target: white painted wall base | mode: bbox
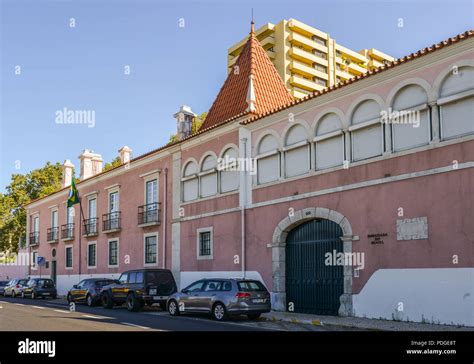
[353,268,474,327]
[180,271,264,290]
[30,273,121,296]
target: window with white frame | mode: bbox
[108,239,119,267]
[87,242,96,268]
[144,234,158,265]
[200,155,218,198]
[314,113,344,170]
[439,66,474,139]
[219,147,240,193]
[197,228,213,260]
[32,251,38,269]
[256,134,280,184]
[284,124,310,177]
[65,246,73,269]
[350,99,383,161]
[182,161,199,202]
[391,85,430,151]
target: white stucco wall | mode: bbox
[353,268,474,326]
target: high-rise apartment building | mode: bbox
[227,18,395,98]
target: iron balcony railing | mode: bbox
[47,227,59,242]
[138,202,161,225]
[61,223,74,240]
[29,232,39,246]
[83,218,98,236]
[102,212,121,232]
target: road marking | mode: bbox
[0,306,2,309]
[120,322,151,330]
[53,309,71,314]
[13,303,24,306]
[82,314,105,319]
[32,306,45,310]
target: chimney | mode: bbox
[118,146,132,164]
[173,105,196,140]
[62,160,74,188]
[78,149,103,180]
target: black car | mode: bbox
[22,278,57,299]
[0,281,9,295]
[100,269,177,312]
[67,278,116,307]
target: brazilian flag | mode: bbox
[67,179,80,207]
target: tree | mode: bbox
[103,156,122,172]
[0,162,63,252]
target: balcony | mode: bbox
[290,75,326,92]
[29,232,39,246]
[289,47,328,67]
[103,212,121,233]
[289,32,328,54]
[47,227,59,243]
[138,203,161,227]
[61,223,74,241]
[83,218,98,237]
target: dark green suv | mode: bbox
[100,269,177,312]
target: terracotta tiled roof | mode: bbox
[241,29,474,126]
[201,22,294,130]
[26,29,473,207]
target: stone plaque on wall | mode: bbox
[396,217,428,241]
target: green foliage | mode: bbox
[0,162,63,252]
[103,156,122,172]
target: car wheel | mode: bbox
[12,291,16,298]
[126,293,141,312]
[168,300,179,316]
[67,294,73,303]
[31,291,36,300]
[247,313,261,320]
[21,291,25,298]
[212,303,227,321]
[101,292,114,309]
[86,294,94,307]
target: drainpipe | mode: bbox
[241,137,247,279]
[163,168,168,269]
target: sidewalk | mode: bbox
[261,311,473,331]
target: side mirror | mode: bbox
[181,289,188,294]
[73,285,78,289]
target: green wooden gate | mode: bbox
[285,218,344,315]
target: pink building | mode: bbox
[25,26,474,326]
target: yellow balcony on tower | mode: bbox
[290,75,319,92]
[336,44,367,64]
[368,58,384,69]
[289,32,328,54]
[287,18,328,40]
[289,47,328,67]
[290,60,329,80]
[367,48,394,62]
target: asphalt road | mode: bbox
[0,296,267,331]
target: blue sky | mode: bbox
[1,0,473,192]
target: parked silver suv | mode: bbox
[167,278,271,321]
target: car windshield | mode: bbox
[37,279,54,288]
[0,281,8,286]
[237,281,267,292]
[18,280,28,285]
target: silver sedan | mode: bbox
[167,278,271,321]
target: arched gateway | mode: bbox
[271,207,354,316]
